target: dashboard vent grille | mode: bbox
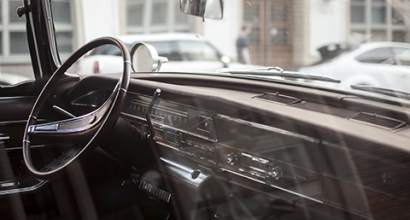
[349,112,406,130]
[253,92,300,105]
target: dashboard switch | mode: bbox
[227,153,238,165]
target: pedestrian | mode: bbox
[236,25,252,64]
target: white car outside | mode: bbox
[78,33,249,75]
[299,42,410,92]
[0,72,33,86]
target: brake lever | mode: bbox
[145,88,161,141]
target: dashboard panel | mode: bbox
[66,75,410,219]
[119,91,323,202]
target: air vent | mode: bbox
[349,112,406,130]
[253,92,301,105]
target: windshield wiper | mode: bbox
[218,66,341,83]
[351,85,410,100]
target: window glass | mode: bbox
[97,45,123,56]
[350,0,408,43]
[371,0,386,24]
[9,32,28,54]
[355,47,395,64]
[126,0,193,34]
[351,0,365,24]
[52,1,71,23]
[9,0,25,23]
[149,41,181,61]
[0,0,33,87]
[151,1,167,25]
[55,32,73,53]
[127,1,144,26]
[177,41,220,61]
[394,47,410,66]
[175,1,190,25]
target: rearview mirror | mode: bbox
[130,43,168,72]
[180,0,223,20]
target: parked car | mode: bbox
[0,72,32,86]
[299,42,410,91]
[77,33,236,74]
[2,1,410,220]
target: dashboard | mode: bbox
[120,91,323,201]
[68,74,410,219]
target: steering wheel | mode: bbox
[23,37,131,179]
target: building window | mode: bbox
[52,0,76,56]
[126,0,193,34]
[350,0,409,43]
[0,0,75,64]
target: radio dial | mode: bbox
[227,153,238,165]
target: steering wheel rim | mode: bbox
[23,37,131,179]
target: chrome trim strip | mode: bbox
[0,136,10,141]
[160,157,209,186]
[0,180,48,196]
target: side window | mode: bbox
[0,0,33,87]
[355,47,395,64]
[100,45,122,56]
[0,0,75,87]
[148,42,181,61]
[393,47,410,66]
[176,41,220,61]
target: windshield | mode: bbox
[1,0,410,93]
[75,0,409,96]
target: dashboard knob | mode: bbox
[226,153,238,165]
[270,166,282,180]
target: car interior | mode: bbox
[1,1,410,220]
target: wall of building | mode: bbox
[81,0,120,43]
[309,0,348,58]
[202,1,240,60]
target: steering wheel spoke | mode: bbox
[28,85,118,136]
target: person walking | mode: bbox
[236,25,252,64]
